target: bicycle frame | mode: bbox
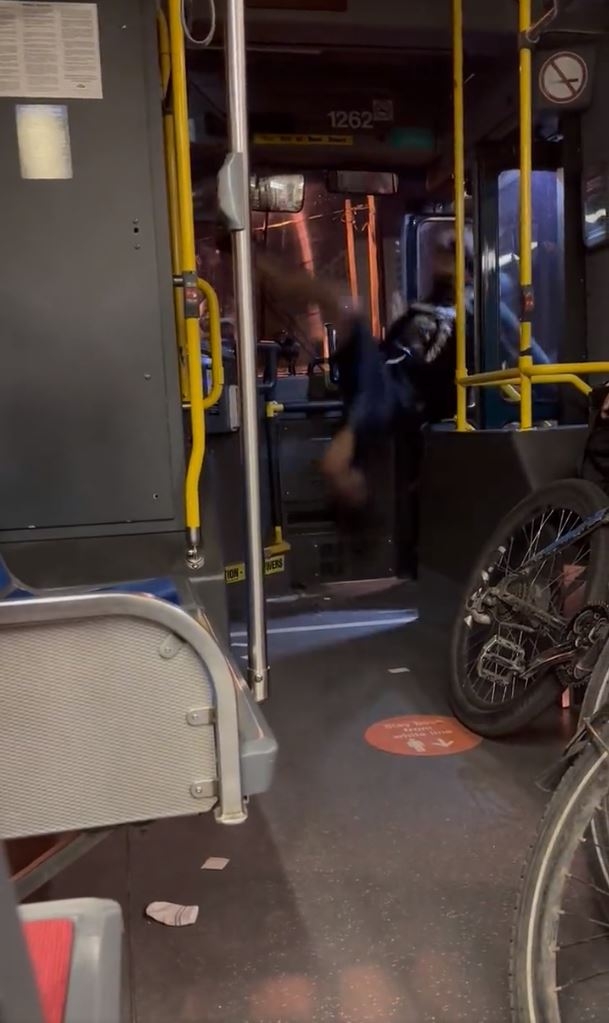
[510,505,609,576]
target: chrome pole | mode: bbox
[222,0,269,701]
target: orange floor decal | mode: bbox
[364,714,482,757]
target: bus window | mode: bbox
[497,169,565,368]
[255,175,350,362]
[416,217,473,302]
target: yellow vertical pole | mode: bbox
[164,114,190,402]
[167,0,205,557]
[344,198,359,301]
[366,195,381,337]
[518,0,534,429]
[452,0,467,431]
[157,10,189,400]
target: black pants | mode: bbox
[333,317,421,465]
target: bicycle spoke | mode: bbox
[567,872,609,901]
[557,932,609,950]
[556,969,609,993]
[561,910,609,931]
[461,502,595,710]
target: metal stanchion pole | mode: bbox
[221,0,269,700]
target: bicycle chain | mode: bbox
[558,603,609,688]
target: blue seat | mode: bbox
[0,562,180,606]
[107,578,180,605]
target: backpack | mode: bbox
[581,382,609,495]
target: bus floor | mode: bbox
[44,579,570,1023]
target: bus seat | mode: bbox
[0,591,277,840]
[20,899,122,1023]
[0,569,181,606]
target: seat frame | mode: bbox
[0,590,248,826]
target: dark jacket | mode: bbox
[334,289,473,456]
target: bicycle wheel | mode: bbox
[578,642,609,897]
[511,723,609,1022]
[450,479,609,738]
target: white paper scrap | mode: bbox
[201,857,229,871]
[145,901,199,927]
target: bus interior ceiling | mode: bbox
[4,0,609,1020]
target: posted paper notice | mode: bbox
[0,2,102,99]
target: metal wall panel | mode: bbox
[0,0,185,538]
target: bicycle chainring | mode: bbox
[559,604,609,688]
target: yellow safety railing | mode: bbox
[517,0,534,428]
[452,0,609,430]
[197,277,224,410]
[452,0,468,433]
[158,3,224,556]
[158,11,189,401]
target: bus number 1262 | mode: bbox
[328,110,373,129]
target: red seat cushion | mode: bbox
[23,919,73,1023]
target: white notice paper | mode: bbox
[16,104,73,178]
[0,1,102,99]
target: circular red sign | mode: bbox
[364,714,482,757]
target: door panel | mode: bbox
[477,144,565,427]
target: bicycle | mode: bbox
[511,693,609,1021]
[450,478,609,737]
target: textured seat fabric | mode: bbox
[23,918,73,1023]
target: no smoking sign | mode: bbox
[537,50,592,109]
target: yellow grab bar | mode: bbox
[158,10,189,401]
[518,0,534,429]
[197,277,224,410]
[157,9,171,99]
[163,113,190,403]
[525,362,609,378]
[167,0,205,553]
[500,383,521,402]
[457,368,521,386]
[452,0,468,433]
[534,373,591,396]
[456,367,593,399]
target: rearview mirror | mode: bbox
[327,170,398,195]
[250,174,305,213]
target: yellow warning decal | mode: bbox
[253,133,354,147]
[225,554,286,584]
[224,563,246,585]
[264,554,285,577]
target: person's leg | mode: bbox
[322,424,367,507]
[322,318,394,507]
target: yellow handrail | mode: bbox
[457,367,521,386]
[167,0,205,552]
[162,110,190,402]
[197,277,225,409]
[457,366,597,398]
[452,0,468,432]
[157,8,171,98]
[534,373,591,396]
[526,362,609,378]
[518,0,534,429]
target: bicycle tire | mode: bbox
[450,479,609,738]
[577,640,609,897]
[579,635,609,726]
[510,724,609,1022]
